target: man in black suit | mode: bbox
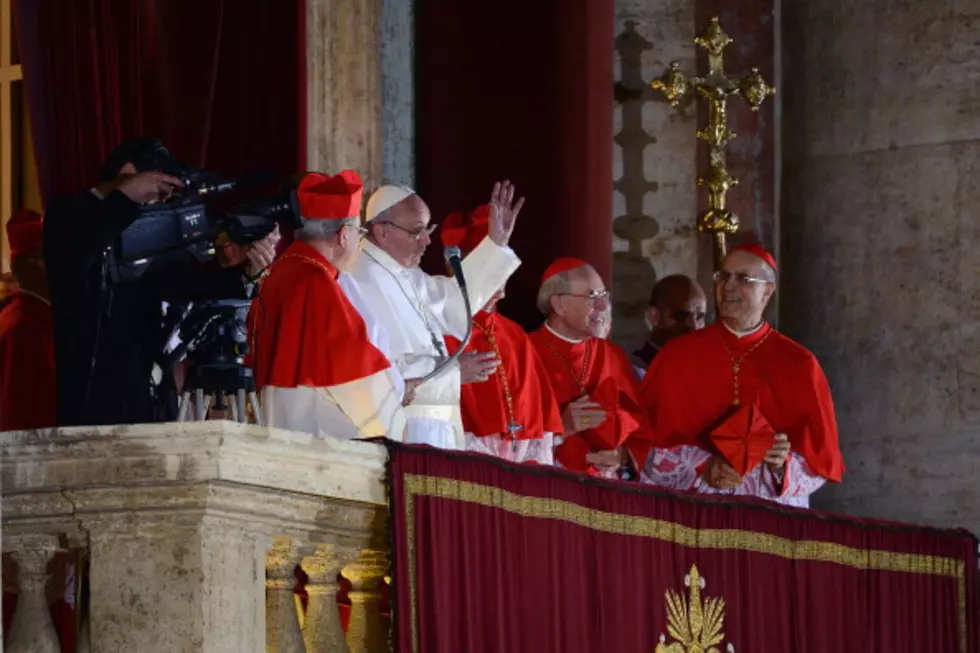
[43,139,279,427]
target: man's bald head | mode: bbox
[646,274,706,346]
[714,248,777,330]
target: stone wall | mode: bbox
[381,0,415,187]
[612,0,698,349]
[781,1,980,532]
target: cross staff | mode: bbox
[651,16,775,270]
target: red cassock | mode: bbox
[0,293,56,431]
[445,311,563,441]
[639,322,844,483]
[528,327,653,474]
[247,241,391,390]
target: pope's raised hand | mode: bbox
[488,180,525,248]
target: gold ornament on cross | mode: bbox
[650,16,775,270]
[654,565,735,653]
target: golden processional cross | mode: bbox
[651,16,775,270]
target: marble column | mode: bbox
[781,2,980,530]
[5,534,61,653]
[343,549,389,653]
[306,0,382,192]
[265,538,305,653]
[301,545,357,653]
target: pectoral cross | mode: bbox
[651,16,775,270]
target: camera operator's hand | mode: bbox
[116,172,184,204]
[244,226,281,279]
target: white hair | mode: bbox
[294,217,357,242]
[536,270,574,315]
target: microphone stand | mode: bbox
[419,255,473,384]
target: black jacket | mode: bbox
[44,190,248,427]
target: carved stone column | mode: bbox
[343,549,389,653]
[85,510,267,653]
[301,544,357,653]
[5,534,61,653]
[306,0,382,192]
[266,538,305,653]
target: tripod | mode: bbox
[177,362,263,425]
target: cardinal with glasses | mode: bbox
[348,181,525,449]
[638,244,844,507]
[247,170,407,440]
[528,258,654,478]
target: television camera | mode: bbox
[122,170,302,423]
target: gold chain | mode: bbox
[723,329,772,405]
[543,336,593,399]
[474,319,522,440]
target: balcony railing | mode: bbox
[1,421,390,653]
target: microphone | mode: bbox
[419,246,474,384]
[444,246,466,291]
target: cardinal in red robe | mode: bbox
[639,244,843,507]
[247,170,406,440]
[441,205,563,464]
[0,209,55,432]
[0,209,76,651]
[529,258,653,478]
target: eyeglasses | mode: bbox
[349,224,368,237]
[375,221,438,241]
[712,270,773,286]
[557,289,611,305]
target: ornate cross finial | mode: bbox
[654,564,735,653]
[650,16,775,270]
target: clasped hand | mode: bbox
[460,352,500,384]
[702,433,791,490]
[562,396,606,434]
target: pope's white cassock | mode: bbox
[348,186,520,449]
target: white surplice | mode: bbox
[348,237,520,449]
[259,272,407,441]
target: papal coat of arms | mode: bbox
[655,565,735,653]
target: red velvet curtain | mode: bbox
[415,1,614,331]
[14,0,303,204]
[389,443,980,653]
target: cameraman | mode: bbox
[43,139,279,427]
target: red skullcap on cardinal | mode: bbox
[441,204,490,255]
[540,257,589,285]
[729,243,777,273]
[6,209,43,260]
[296,170,364,221]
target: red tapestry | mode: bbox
[387,443,979,653]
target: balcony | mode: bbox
[3,421,976,652]
[1,421,390,653]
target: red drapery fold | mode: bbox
[388,443,979,653]
[13,0,304,205]
[414,1,614,331]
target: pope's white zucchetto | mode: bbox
[365,185,417,222]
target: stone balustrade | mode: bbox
[0,421,390,653]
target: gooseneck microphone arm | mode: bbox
[419,246,473,384]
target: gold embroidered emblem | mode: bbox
[655,565,735,653]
